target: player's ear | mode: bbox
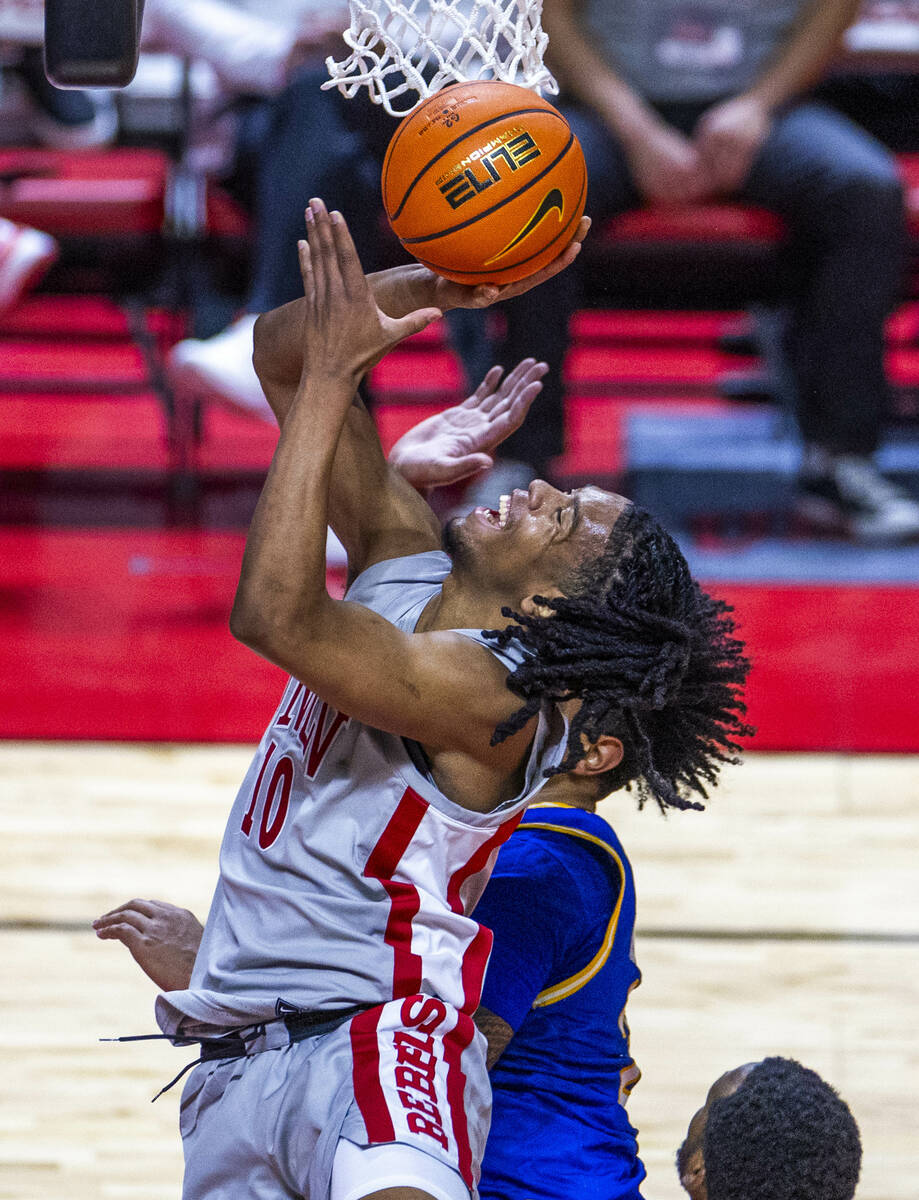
[519,587,564,619]
[570,733,624,777]
[679,1147,707,1200]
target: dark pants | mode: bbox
[245,65,398,314]
[499,97,906,460]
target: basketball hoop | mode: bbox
[322,0,557,117]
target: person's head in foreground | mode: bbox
[676,1056,862,1200]
[447,485,753,813]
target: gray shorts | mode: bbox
[179,996,491,1200]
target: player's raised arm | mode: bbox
[249,219,588,574]
[230,200,532,777]
[254,298,444,574]
[252,213,591,422]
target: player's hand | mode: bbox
[389,358,547,488]
[297,198,442,386]
[93,899,204,992]
[432,215,593,311]
[693,94,772,193]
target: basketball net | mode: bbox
[322,0,558,117]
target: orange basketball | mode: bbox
[381,80,587,286]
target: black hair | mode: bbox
[484,504,753,813]
[703,1056,862,1200]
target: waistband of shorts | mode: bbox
[197,1003,370,1062]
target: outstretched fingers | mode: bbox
[93,899,156,926]
[95,922,145,948]
[462,365,505,409]
[490,359,548,417]
[503,378,543,429]
[297,236,314,307]
[491,216,592,302]
[305,198,338,312]
[328,206,372,300]
[463,359,539,413]
[498,357,546,397]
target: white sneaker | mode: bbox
[0,219,58,315]
[797,450,919,544]
[168,314,276,422]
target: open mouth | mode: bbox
[479,494,512,529]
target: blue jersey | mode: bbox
[474,803,644,1200]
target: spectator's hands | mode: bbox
[93,899,204,992]
[693,95,772,193]
[298,198,441,385]
[389,358,548,488]
[622,121,713,204]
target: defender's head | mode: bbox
[676,1057,862,1200]
[451,483,752,813]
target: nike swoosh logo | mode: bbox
[484,188,565,266]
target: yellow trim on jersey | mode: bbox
[526,801,583,810]
[517,820,626,1008]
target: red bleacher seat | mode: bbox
[0,148,248,238]
[607,204,784,244]
[592,155,919,250]
[1,147,916,268]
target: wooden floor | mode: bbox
[1,744,916,1199]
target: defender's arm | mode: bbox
[93,900,203,993]
[474,1005,515,1069]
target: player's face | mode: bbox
[443,481,630,597]
[676,1063,759,1200]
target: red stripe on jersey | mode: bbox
[442,1011,477,1189]
[458,923,493,1015]
[380,880,423,997]
[446,811,523,1012]
[445,811,523,914]
[364,788,429,999]
[350,1005,396,1143]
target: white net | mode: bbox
[322,0,557,117]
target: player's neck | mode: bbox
[535,774,599,812]
[416,573,511,633]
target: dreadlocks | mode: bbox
[484,504,753,813]
[703,1057,862,1200]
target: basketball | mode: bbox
[381,80,587,286]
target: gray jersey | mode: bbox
[581,0,807,104]
[157,551,568,1037]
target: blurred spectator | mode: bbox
[154,0,543,487]
[138,0,374,423]
[818,1,919,152]
[487,0,919,543]
[0,216,57,316]
[1,31,117,147]
[0,11,110,309]
[10,45,118,146]
[141,0,347,101]
[167,64,395,424]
